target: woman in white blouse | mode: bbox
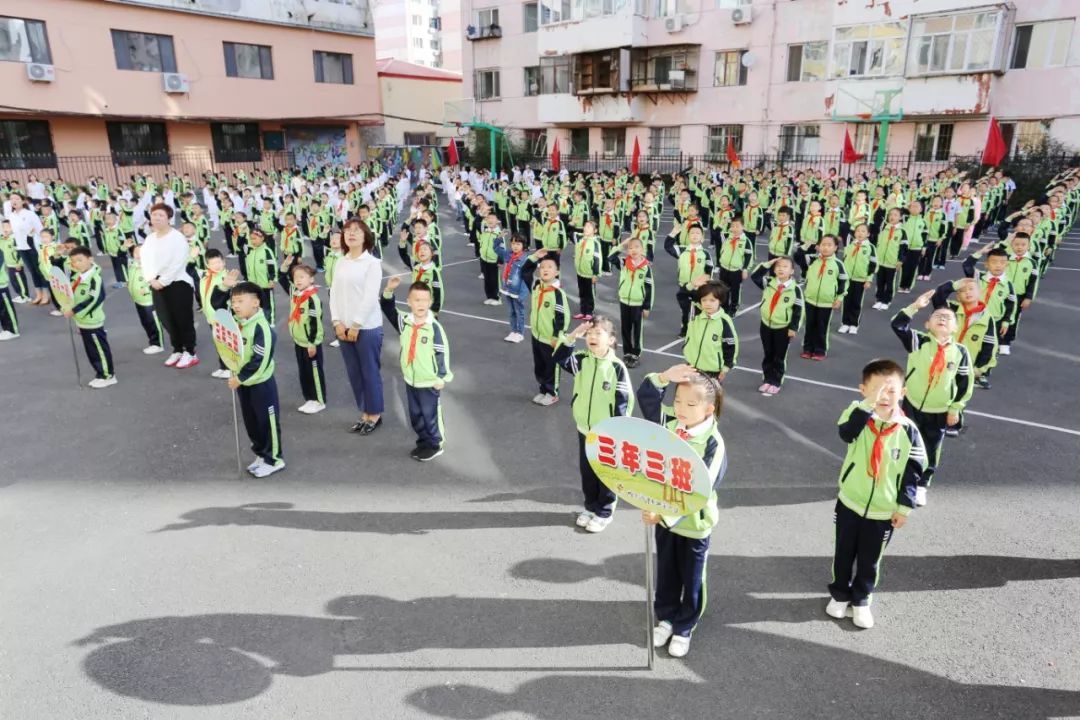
[141,203,199,368]
[330,218,385,435]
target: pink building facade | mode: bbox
[459,0,1080,163]
[374,0,463,72]
[1,0,381,179]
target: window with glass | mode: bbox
[523,66,541,96]
[111,30,177,72]
[524,2,539,32]
[830,23,904,78]
[412,14,423,25]
[475,69,501,100]
[1011,20,1074,69]
[477,7,500,27]
[413,37,424,48]
[313,51,353,84]
[649,127,681,157]
[713,50,747,87]
[106,121,169,165]
[631,46,699,89]
[540,55,571,94]
[0,120,54,169]
[523,128,547,155]
[706,125,742,156]
[540,0,629,25]
[852,123,878,155]
[0,16,51,64]
[602,128,626,156]
[211,123,261,162]
[999,120,1051,156]
[779,124,820,157]
[908,10,1005,75]
[786,42,827,81]
[223,42,273,80]
[404,132,437,145]
[914,123,954,161]
[571,127,590,155]
[575,51,617,93]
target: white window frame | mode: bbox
[713,50,747,87]
[476,7,500,27]
[475,68,501,101]
[907,9,1008,76]
[1010,19,1075,70]
[1000,119,1052,157]
[780,124,820,157]
[649,126,681,157]
[914,122,954,161]
[706,125,742,156]
[787,41,827,82]
[601,128,626,157]
[852,123,878,156]
[830,22,905,79]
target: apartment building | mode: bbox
[374,0,463,72]
[459,0,1080,162]
[0,0,379,175]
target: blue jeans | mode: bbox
[507,294,526,334]
[339,327,384,414]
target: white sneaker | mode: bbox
[848,326,858,335]
[247,457,264,473]
[915,487,928,506]
[503,332,517,342]
[998,345,1011,356]
[510,333,524,343]
[88,377,118,389]
[652,621,674,648]
[852,605,874,629]
[298,400,326,414]
[11,296,28,304]
[0,330,17,341]
[211,368,231,379]
[330,339,340,347]
[584,514,612,533]
[531,393,546,404]
[838,325,849,334]
[164,352,183,367]
[251,459,286,478]
[176,352,200,369]
[478,272,484,279]
[537,393,560,407]
[50,309,63,317]
[667,634,691,658]
[142,344,164,355]
[575,511,594,528]
[825,598,850,619]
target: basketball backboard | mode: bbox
[831,83,903,122]
[443,98,476,127]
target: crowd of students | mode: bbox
[1,159,1073,654]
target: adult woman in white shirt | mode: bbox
[330,218,385,435]
[4,193,48,305]
[141,203,199,368]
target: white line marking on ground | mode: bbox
[653,338,684,353]
[736,301,762,317]
[387,257,478,278]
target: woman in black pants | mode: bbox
[140,203,199,369]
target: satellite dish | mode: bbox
[741,52,756,68]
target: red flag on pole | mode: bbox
[725,137,741,168]
[982,117,1007,167]
[842,128,865,164]
[630,136,641,175]
[447,138,459,166]
[551,137,561,172]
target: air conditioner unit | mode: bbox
[162,72,189,94]
[731,6,753,24]
[664,14,683,32]
[26,63,55,83]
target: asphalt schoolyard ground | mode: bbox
[2,195,1079,719]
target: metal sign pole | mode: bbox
[231,388,243,478]
[645,523,656,670]
[67,321,83,387]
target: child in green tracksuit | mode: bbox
[826,359,925,629]
[289,264,326,415]
[873,208,907,309]
[931,278,996,434]
[65,247,116,388]
[127,246,163,354]
[379,276,453,461]
[750,256,803,395]
[0,221,28,304]
[609,235,654,367]
[528,252,571,405]
[839,223,876,335]
[244,229,277,321]
[227,282,285,478]
[716,218,755,315]
[572,220,602,319]
[638,364,727,658]
[554,316,634,533]
[201,249,235,379]
[101,212,127,288]
[898,200,927,293]
[665,225,714,338]
[682,280,737,380]
[0,246,18,340]
[891,290,972,505]
[800,235,848,360]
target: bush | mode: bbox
[465,129,529,173]
[955,138,1080,210]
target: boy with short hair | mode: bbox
[65,247,117,388]
[826,358,925,629]
[716,218,755,315]
[800,234,848,360]
[839,223,876,335]
[227,281,285,478]
[572,221,602,320]
[932,278,996,433]
[380,276,454,461]
[961,246,1016,384]
[665,224,713,338]
[528,252,571,404]
[289,264,327,415]
[998,232,1039,356]
[244,229,277,321]
[201,249,235,379]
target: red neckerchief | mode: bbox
[958,302,987,342]
[866,418,901,483]
[688,247,698,276]
[624,255,648,283]
[676,428,690,440]
[502,251,523,283]
[817,257,828,278]
[577,236,594,261]
[289,286,318,324]
[535,283,556,313]
[203,268,219,296]
[406,318,426,365]
[983,276,1000,305]
[605,214,612,227]
[72,274,83,292]
[927,340,949,389]
[767,280,788,320]
[414,264,431,284]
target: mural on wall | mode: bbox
[368,146,444,171]
[286,127,348,169]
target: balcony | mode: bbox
[538,93,643,124]
[466,23,502,41]
[574,49,630,95]
[538,0,646,55]
[629,45,700,93]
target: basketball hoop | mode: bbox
[456,124,470,138]
[857,113,872,121]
